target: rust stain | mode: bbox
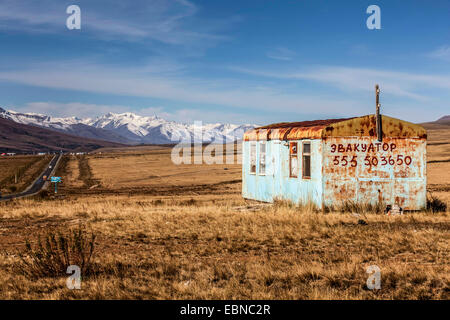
[256,128,271,141]
[269,128,292,140]
[322,136,426,210]
[244,114,426,141]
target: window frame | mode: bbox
[289,141,298,178]
[259,142,266,176]
[249,142,257,175]
[302,141,311,179]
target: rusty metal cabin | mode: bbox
[242,114,427,210]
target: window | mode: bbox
[289,142,298,178]
[302,142,311,179]
[250,142,256,174]
[259,142,266,175]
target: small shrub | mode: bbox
[17,226,97,278]
[427,195,447,213]
[38,189,50,199]
[152,199,164,206]
[178,198,197,206]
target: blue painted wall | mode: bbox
[242,139,323,207]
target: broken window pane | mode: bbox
[250,143,256,174]
[303,142,311,178]
[289,142,298,178]
[259,142,266,175]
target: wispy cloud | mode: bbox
[0,0,229,46]
[266,47,295,61]
[0,59,365,118]
[231,65,450,101]
[1,56,449,124]
[428,46,450,62]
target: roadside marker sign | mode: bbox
[50,177,62,183]
[50,176,62,193]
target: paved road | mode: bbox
[0,154,61,201]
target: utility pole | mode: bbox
[375,84,382,142]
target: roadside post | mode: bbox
[50,176,62,193]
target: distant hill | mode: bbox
[0,117,124,153]
[436,115,450,124]
[0,108,257,145]
[420,115,450,130]
[0,108,134,144]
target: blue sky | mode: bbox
[0,0,448,124]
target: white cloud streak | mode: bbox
[231,65,450,101]
[0,0,228,46]
[266,47,296,61]
[0,60,365,117]
[1,60,448,123]
[428,46,450,62]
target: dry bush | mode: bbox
[17,226,96,278]
[427,194,447,213]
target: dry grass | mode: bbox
[0,131,449,299]
[0,195,448,299]
[88,148,241,189]
[426,127,450,206]
[64,156,84,188]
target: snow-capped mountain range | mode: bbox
[0,108,257,145]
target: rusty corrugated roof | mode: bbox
[258,117,354,129]
[244,115,427,141]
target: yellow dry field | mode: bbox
[0,155,51,194]
[0,196,448,300]
[89,151,241,189]
[0,130,448,300]
[64,155,84,188]
[0,156,40,181]
[427,127,450,205]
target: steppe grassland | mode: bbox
[0,155,52,194]
[0,195,448,299]
[0,132,448,299]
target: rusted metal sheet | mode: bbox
[243,128,258,141]
[286,126,324,140]
[259,118,354,129]
[243,115,427,141]
[256,128,271,141]
[322,137,426,210]
[269,128,291,141]
[322,115,427,139]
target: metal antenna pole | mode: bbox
[375,84,382,142]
